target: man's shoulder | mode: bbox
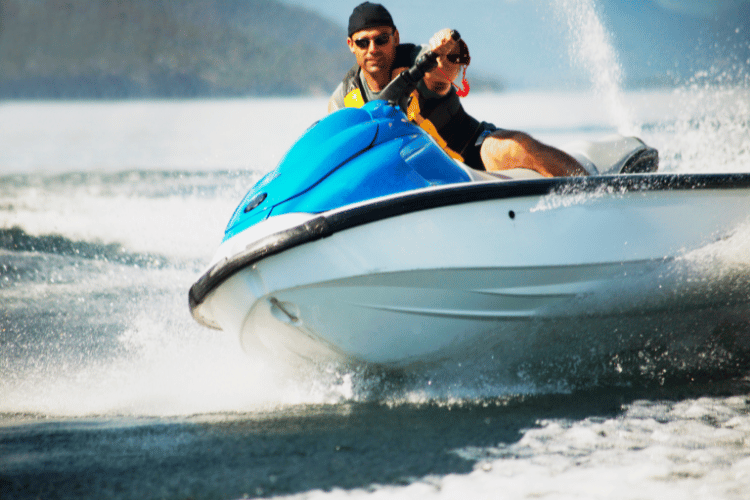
[328,81,346,112]
[330,63,362,106]
[341,64,362,92]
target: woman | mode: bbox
[410,31,587,176]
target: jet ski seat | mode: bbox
[562,134,659,175]
[454,134,658,181]
[456,163,546,182]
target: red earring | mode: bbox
[456,67,470,97]
[436,65,470,97]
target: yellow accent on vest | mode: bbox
[405,91,464,162]
[344,88,365,108]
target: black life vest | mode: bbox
[406,89,487,169]
[340,44,419,108]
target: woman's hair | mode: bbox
[457,39,471,66]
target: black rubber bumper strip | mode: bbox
[188,172,750,317]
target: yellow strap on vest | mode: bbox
[344,88,365,108]
[406,91,464,162]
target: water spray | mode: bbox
[552,0,637,135]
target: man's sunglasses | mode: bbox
[353,33,392,49]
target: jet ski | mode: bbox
[189,50,750,369]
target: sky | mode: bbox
[284,0,750,89]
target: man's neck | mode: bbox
[361,69,390,93]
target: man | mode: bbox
[329,2,587,177]
[327,2,408,112]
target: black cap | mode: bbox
[348,2,395,38]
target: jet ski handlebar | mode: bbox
[381,30,462,109]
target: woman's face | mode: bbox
[423,49,464,95]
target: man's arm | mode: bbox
[481,130,589,177]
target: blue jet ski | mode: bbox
[188,49,750,370]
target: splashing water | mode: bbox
[2,7,750,419]
[550,0,749,173]
[656,77,750,173]
[551,0,636,134]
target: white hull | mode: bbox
[191,175,750,368]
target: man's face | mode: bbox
[347,26,399,77]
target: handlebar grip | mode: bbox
[413,51,439,74]
[379,51,438,108]
[377,33,452,108]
